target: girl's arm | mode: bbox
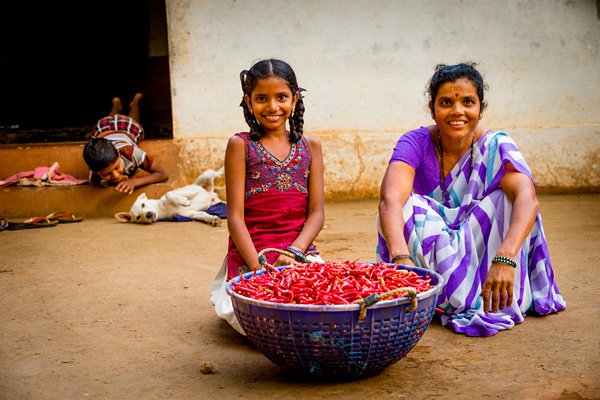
[115,159,169,194]
[378,161,416,265]
[480,162,539,313]
[273,135,325,267]
[225,135,261,269]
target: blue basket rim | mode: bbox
[226,262,444,312]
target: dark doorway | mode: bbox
[0,0,172,144]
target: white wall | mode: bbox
[166,0,600,195]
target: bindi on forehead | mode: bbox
[455,93,459,97]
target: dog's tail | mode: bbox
[194,166,224,188]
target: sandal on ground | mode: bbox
[46,211,84,224]
[0,218,7,232]
[7,217,59,230]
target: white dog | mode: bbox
[115,167,224,225]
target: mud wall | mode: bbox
[165,0,600,197]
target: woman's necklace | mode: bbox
[437,129,475,203]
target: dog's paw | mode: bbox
[211,216,222,227]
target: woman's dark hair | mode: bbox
[239,59,305,142]
[427,62,488,116]
[83,138,119,172]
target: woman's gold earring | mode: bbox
[250,109,253,115]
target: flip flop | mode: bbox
[0,218,7,232]
[46,211,84,224]
[6,217,59,230]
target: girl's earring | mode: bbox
[250,109,254,115]
[479,113,483,120]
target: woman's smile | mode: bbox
[432,77,482,142]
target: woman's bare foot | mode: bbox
[109,97,124,117]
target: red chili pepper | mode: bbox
[231,261,433,305]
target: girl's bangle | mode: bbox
[391,254,414,264]
[285,246,308,263]
[492,256,517,268]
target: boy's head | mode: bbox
[83,138,125,183]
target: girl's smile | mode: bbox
[245,76,298,136]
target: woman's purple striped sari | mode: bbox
[377,130,566,337]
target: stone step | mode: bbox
[0,140,181,218]
[1,183,173,219]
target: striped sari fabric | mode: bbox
[377,130,566,337]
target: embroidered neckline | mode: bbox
[254,140,297,167]
[242,132,309,198]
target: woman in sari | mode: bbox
[377,63,566,337]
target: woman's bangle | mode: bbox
[391,254,414,264]
[492,256,516,268]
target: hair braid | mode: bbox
[288,88,305,142]
[239,69,264,139]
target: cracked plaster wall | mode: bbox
[165,0,600,198]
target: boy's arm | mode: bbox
[115,158,169,195]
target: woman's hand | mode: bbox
[480,262,515,313]
[379,162,416,262]
[393,259,415,267]
[479,162,538,313]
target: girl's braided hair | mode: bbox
[239,59,305,142]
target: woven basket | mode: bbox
[226,263,443,380]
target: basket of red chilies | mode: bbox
[226,249,444,380]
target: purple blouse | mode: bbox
[389,126,441,196]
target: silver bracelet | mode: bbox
[492,256,516,268]
[391,254,415,264]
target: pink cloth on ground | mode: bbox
[0,162,88,187]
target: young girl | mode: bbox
[210,59,325,334]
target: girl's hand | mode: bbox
[115,180,136,194]
[480,262,515,313]
[273,254,295,268]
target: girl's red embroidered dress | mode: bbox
[226,132,318,280]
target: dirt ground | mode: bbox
[0,194,599,400]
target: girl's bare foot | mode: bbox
[109,97,124,116]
